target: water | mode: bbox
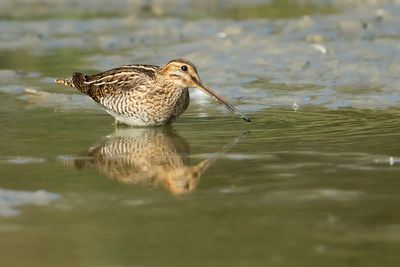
[1,1,400,266]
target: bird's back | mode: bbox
[57,64,189,126]
[72,65,158,101]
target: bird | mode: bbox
[55,58,251,126]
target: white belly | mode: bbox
[104,109,164,126]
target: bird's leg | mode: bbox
[113,118,121,127]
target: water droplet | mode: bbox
[389,156,394,166]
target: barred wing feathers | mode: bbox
[72,65,159,102]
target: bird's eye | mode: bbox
[180,65,188,72]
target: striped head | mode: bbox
[160,58,252,122]
[160,58,200,88]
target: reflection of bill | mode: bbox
[63,127,249,195]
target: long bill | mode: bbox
[196,81,251,122]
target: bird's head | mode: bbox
[160,58,200,88]
[160,58,251,122]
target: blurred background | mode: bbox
[1,0,400,109]
[1,1,400,267]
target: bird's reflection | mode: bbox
[64,127,248,195]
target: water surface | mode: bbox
[1,1,400,266]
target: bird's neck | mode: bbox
[156,75,187,98]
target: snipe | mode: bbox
[55,58,251,126]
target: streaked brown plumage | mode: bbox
[55,58,251,126]
[61,127,248,195]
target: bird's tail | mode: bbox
[55,78,75,88]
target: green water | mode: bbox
[1,1,400,266]
[1,90,400,266]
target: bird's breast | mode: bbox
[99,86,190,126]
